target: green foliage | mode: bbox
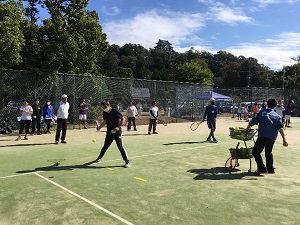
[0,0,25,68]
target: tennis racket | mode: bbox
[225,142,240,171]
[190,120,205,131]
[95,120,100,130]
[157,119,167,126]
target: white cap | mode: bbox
[210,97,215,102]
[61,94,68,98]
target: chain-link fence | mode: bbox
[0,69,213,129]
[1,69,298,129]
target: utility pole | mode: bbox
[282,66,286,101]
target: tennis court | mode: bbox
[0,117,299,225]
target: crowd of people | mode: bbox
[15,95,292,173]
[232,99,295,128]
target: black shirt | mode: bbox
[103,108,123,135]
[32,103,42,118]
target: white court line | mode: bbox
[0,171,43,179]
[34,172,134,225]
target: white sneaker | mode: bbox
[125,162,130,168]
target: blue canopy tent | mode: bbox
[197,91,233,101]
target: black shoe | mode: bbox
[148,132,151,135]
[253,169,267,175]
[61,140,67,144]
[84,127,88,129]
[153,132,158,134]
[213,139,218,143]
[206,138,211,142]
[55,141,59,144]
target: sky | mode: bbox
[41,0,300,71]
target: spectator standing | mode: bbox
[148,100,159,135]
[261,100,267,110]
[274,100,285,123]
[94,100,130,168]
[16,100,33,141]
[79,97,88,129]
[284,100,293,128]
[126,101,139,131]
[202,98,218,143]
[31,98,42,135]
[252,102,259,117]
[42,100,55,133]
[246,99,288,175]
[54,94,69,144]
[237,105,242,120]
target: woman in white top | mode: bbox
[126,101,139,131]
[16,100,33,141]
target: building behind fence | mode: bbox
[1,69,297,129]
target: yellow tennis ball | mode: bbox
[92,139,96,142]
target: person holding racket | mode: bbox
[246,98,288,175]
[202,98,218,143]
[94,100,130,168]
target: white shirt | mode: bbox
[149,106,158,119]
[55,101,69,119]
[20,105,33,120]
[274,105,284,118]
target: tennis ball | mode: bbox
[92,139,96,142]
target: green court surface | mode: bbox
[0,117,299,225]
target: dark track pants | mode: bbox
[19,120,31,135]
[96,133,129,163]
[253,137,275,172]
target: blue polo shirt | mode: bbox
[203,105,218,122]
[249,108,283,141]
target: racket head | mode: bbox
[225,157,238,171]
[190,122,200,131]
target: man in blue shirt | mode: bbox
[246,99,288,175]
[202,98,218,143]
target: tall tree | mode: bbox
[38,0,108,74]
[0,0,25,68]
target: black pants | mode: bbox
[45,119,52,131]
[19,120,31,135]
[127,117,137,130]
[253,137,275,172]
[31,117,41,134]
[207,121,216,139]
[148,119,157,133]
[96,133,129,163]
[55,118,67,141]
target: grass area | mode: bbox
[0,117,299,225]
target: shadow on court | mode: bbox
[187,167,259,180]
[16,161,125,174]
[0,142,55,147]
[122,133,150,136]
[163,140,209,145]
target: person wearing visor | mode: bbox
[94,100,130,168]
[202,97,218,143]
